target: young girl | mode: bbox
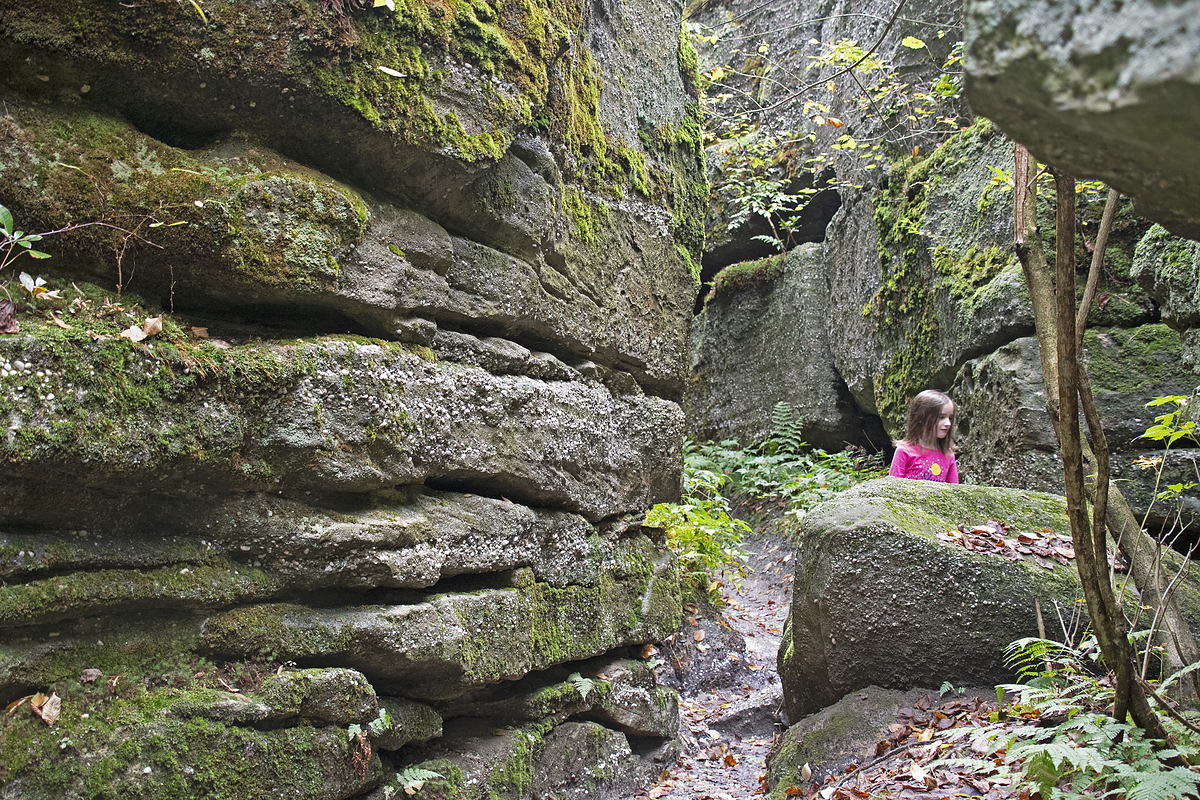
[888,389,959,484]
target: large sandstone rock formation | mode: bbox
[0,0,704,795]
[685,0,1199,506]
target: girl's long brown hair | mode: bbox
[903,389,955,454]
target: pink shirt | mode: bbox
[889,442,959,483]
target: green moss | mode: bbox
[866,118,1007,431]
[1082,324,1181,394]
[0,563,283,628]
[200,604,356,661]
[562,185,598,246]
[488,722,551,800]
[705,253,785,304]
[0,644,379,798]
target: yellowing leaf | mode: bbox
[37,692,61,726]
[828,116,844,127]
[901,36,926,49]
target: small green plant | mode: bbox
[1,204,50,273]
[647,464,750,604]
[567,671,596,700]
[346,707,392,740]
[950,637,1200,800]
[17,272,63,305]
[395,766,443,795]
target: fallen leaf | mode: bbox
[802,763,813,781]
[120,324,147,343]
[724,753,738,767]
[0,299,18,334]
[142,316,163,337]
[49,312,71,329]
[640,644,658,658]
[693,630,705,642]
[188,326,209,338]
[5,695,31,716]
[81,668,103,683]
[36,692,60,726]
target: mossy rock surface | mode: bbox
[0,334,683,522]
[0,665,384,800]
[198,545,680,705]
[779,478,1089,719]
[684,243,886,450]
[766,685,948,798]
[375,717,676,800]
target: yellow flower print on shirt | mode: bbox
[930,463,941,476]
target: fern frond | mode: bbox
[1117,764,1200,800]
[769,402,807,454]
[568,671,596,700]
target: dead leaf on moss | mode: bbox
[0,299,18,334]
[120,324,147,342]
[35,692,60,726]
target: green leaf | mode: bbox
[29,250,51,259]
[0,204,12,236]
[901,36,926,49]
[568,671,596,700]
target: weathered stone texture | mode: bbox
[964,0,1200,240]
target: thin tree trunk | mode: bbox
[1012,146,1169,735]
[1074,187,1200,702]
[1049,166,1166,736]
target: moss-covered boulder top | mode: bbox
[779,478,1091,719]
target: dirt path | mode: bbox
[631,532,796,799]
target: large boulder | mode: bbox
[779,478,1093,719]
[964,0,1200,241]
[684,245,884,450]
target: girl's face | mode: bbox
[936,401,955,440]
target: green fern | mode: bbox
[568,671,596,700]
[769,401,807,455]
[396,766,444,793]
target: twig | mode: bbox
[731,0,908,119]
[1136,675,1200,737]
[821,739,927,793]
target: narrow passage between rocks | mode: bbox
[629,532,796,800]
